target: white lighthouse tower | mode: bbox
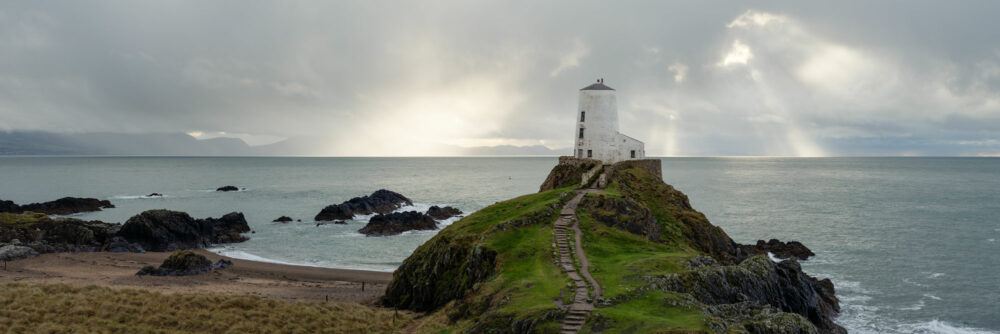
[573,79,645,163]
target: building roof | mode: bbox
[580,82,615,91]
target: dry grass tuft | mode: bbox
[0,283,412,333]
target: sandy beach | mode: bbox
[0,249,393,303]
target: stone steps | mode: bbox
[553,190,603,334]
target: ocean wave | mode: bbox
[924,293,943,301]
[928,272,946,279]
[205,247,395,272]
[109,194,169,200]
[900,299,925,311]
[897,320,999,334]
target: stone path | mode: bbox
[554,187,602,334]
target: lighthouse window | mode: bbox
[579,128,584,139]
[631,150,636,158]
[587,150,592,158]
[580,111,585,122]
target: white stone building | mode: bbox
[572,79,645,163]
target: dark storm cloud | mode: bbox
[1,1,998,155]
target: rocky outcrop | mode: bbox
[644,255,844,333]
[579,194,660,242]
[381,235,498,312]
[1,213,118,257]
[610,167,744,264]
[136,250,232,276]
[0,197,114,215]
[273,216,293,223]
[202,212,251,244]
[147,193,163,197]
[115,210,250,252]
[538,157,600,192]
[216,186,239,192]
[315,189,413,221]
[426,206,463,220]
[740,239,815,261]
[358,211,437,236]
[0,200,19,213]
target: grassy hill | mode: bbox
[383,161,843,333]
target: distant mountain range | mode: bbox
[0,131,563,156]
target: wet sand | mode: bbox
[0,249,393,303]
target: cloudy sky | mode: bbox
[1,1,998,156]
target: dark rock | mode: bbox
[314,189,413,221]
[136,250,233,276]
[0,213,118,255]
[147,193,163,197]
[579,195,660,242]
[273,216,293,223]
[296,219,301,222]
[381,237,498,312]
[115,210,250,252]
[216,185,239,192]
[0,200,19,213]
[5,197,115,215]
[741,239,816,261]
[358,211,437,236]
[426,206,463,220]
[103,237,145,253]
[648,255,844,333]
[538,156,601,192]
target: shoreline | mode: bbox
[0,249,393,303]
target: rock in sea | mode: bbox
[358,211,437,236]
[0,197,114,215]
[116,210,251,252]
[273,216,293,223]
[426,205,463,220]
[314,189,413,221]
[216,185,240,192]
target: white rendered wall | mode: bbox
[574,90,620,162]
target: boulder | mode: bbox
[0,244,38,261]
[147,193,163,197]
[426,206,463,220]
[740,239,816,261]
[315,189,413,221]
[358,211,437,236]
[202,212,251,244]
[273,216,293,223]
[115,210,250,252]
[5,197,115,215]
[136,250,233,276]
[216,185,239,192]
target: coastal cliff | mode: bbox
[382,157,844,333]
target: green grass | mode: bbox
[444,185,575,237]
[0,283,412,334]
[0,212,47,226]
[576,210,693,299]
[585,291,704,334]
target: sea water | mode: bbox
[0,156,996,333]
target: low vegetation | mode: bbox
[0,283,413,334]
